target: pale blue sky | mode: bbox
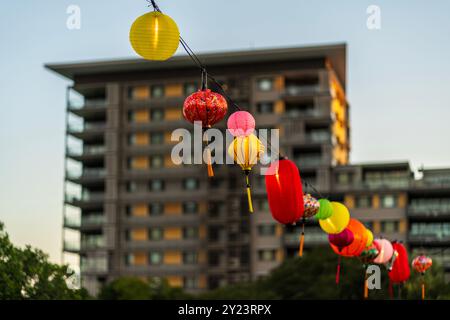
[0,0,449,262]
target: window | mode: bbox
[258,249,276,262]
[149,180,165,191]
[183,178,199,190]
[356,196,371,208]
[184,83,198,95]
[256,102,274,114]
[258,199,270,211]
[183,252,198,264]
[150,155,163,168]
[126,182,138,192]
[258,224,276,236]
[208,202,225,217]
[151,109,165,121]
[151,132,164,145]
[257,78,273,91]
[150,203,163,216]
[381,221,399,233]
[184,277,198,290]
[149,228,163,241]
[183,227,198,239]
[128,86,150,100]
[151,85,165,98]
[125,254,134,266]
[381,195,396,208]
[183,202,198,215]
[149,252,162,265]
[337,172,352,185]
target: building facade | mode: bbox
[46,44,450,295]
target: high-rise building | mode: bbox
[46,44,450,295]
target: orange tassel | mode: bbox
[206,147,214,177]
[299,232,305,257]
[364,278,369,299]
[422,282,425,300]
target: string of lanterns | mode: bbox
[129,0,433,299]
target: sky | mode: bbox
[0,0,449,263]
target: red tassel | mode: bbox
[336,256,341,285]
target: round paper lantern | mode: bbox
[265,159,304,225]
[183,89,228,128]
[129,11,180,61]
[328,228,354,250]
[412,255,432,274]
[330,219,368,257]
[303,194,320,218]
[319,202,350,234]
[365,229,374,248]
[227,111,255,137]
[388,242,410,284]
[228,134,264,213]
[315,199,333,220]
[372,239,394,264]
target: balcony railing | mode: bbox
[67,145,106,157]
[65,192,105,203]
[68,122,106,133]
[66,168,106,180]
[294,157,323,167]
[81,236,106,249]
[63,240,80,252]
[64,216,81,228]
[283,85,320,96]
[68,99,107,110]
[81,258,108,273]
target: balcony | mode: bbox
[64,215,81,229]
[294,156,324,168]
[282,85,321,97]
[68,98,107,110]
[284,230,328,246]
[65,192,105,205]
[81,236,106,250]
[67,145,106,157]
[81,258,108,273]
[408,203,450,218]
[63,239,80,253]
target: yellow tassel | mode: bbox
[206,147,214,177]
[422,283,425,300]
[299,232,305,257]
[246,187,253,213]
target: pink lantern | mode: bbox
[227,111,256,137]
[372,239,394,264]
[328,228,354,251]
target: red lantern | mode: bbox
[183,89,228,177]
[265,159,304,225]
[183,89,228,128]
[388,242,410,284]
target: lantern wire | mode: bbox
[148,0,323,196]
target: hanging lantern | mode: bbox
[183,89,228,128]
[227,111,256,137]
[412,255,432,300]
[129,11,180,61]
[228,134,264,213]
[388,242,410,297]
[183,88,228,177]
[303,194,320,218]
[315,199,333,220]
[372,239,394,264]
[319,202,350,234]
[330,219,368,257]
[328,228,354,285]
[265,159,304,224]
[365,229,374,248]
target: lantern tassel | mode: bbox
[206,147,214,177]
[336,255,341,285]
[364,270,369,299]
[298,220,305,257]
[421,273,425,300]
[245,172,253,213]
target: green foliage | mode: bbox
[98,277,191,300]
[199,247,450,300]
[0,222,90,300]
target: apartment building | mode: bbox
[46,43,450,295]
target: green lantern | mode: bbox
[315,199,333,220]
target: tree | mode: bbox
[0,222,90,299]
[199,247,450,300]
[98,277,191,300]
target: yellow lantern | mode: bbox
[228,134,265,213]
[365,228,374,247]
[129,11,180,61]
[319,202,350,234]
